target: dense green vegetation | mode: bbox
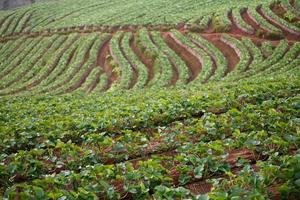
[0,0,275,36]
[0,0,299,199]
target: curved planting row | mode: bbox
[1,1,300,43]
[109,32,136,90]
[257,5,300,40]
[0,0,300,95]
[188,33,228,81]
[60,34,112,94]
[0,35,61,92]
[0,30,299,95]
[21,34,81,96]
[122,32,148,89]
[0,9,34,37]
[231,9,254,34]
[220,34,252,79]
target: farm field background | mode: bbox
[0,0,300,199]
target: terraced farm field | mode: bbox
[0,0,300,199]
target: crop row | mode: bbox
[1,0,299,40]
[1,77,299,198]
[0,65,299,154]
[0,35,60,92]
[122,32,148,89]
[0,31,299,94]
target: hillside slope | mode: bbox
[0,0,300,199]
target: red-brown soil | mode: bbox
[99,41,118,91]
[148,31,179,86]
[130,34,154,85]
[257,6,300,40]
[188,35,217,82]
[25,36,80,93]
[241,9,269,37]
[0,36,78,96]
[56,38,98,94]
[166,55,180,86]
[93,36,116,92]
[201,34,239,74]
[119,34,138,89]
[103,64,118,91]
[163,32,202,82]
[243,45,254,71]
[228,10,252,36]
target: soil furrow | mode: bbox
[9,36,79,95]
[241,9,268,37]
[1,21,300,44]
[64,37,113,93]
[130,34,154,85]
[102,44,118,91]
[148,31,179,86]
[20,12,33,33]
[0,12,16,29]
[119,34,138,89]
[86,70,102,92]
[228,10,252,35]
[0,36,59,90]
[87,37,113,93]
[201,34,239,74]
[256,6,300,41]
[0,14,16,36]
[0,37,43,80]
[243,44,254,71]
[10,10,32,35]
[49,37,97,94]
[280,3,300,20]
[188,35,217,82]
[163,32,201,82]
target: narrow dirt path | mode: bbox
[201,34,239,74]
[163,32,201,82]
[130,34,154,85]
